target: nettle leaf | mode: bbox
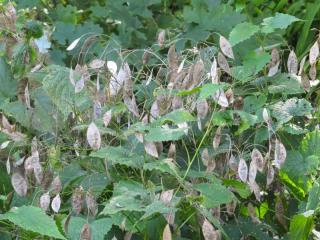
[271,98,312,124]
[243,51,271,75]
[156,109,196,125]
[306,180,320,211]
[194,183,234,208]
[90,146,144,168]
[145,127,186,142]
[0,57,17,101]
[101,180,149,215]
[229,22,260,46]
[300,130,320,158]
[268,73,304,95]
[198,83,225,100]
[141,200,175,220]
[40,65,91,118]
[143,159,177,175]
[0,206,66,239]
[65,216,113,240]
[262,13,300,32]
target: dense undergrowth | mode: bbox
[0,1,320,240]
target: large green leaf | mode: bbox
[66,216,113,240]
[0,57,17,101]
[90,146,144,168]
[229,22,260,46]
[271,98,312,124]
[268,74,304,95]
[262,13,300,33]
[145,127,186,142]
[0,206,66,239]
[288,214,313,240]
[194,183,234,208]
[306,180,320,211]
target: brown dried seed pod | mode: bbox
[251,149,265,172]
[219,35,234,59]
[217,52,230,74]
[72,186,84,215]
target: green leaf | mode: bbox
[300,130,320,158]
[0,57,17,101]
[157,109,196,125]
[141,200,175,220]
[262,13,300,31]
[0,206,66,239]
[271,98,312,124]
[145,127,186,142]
[306,180,320,211]
[223,179,251,199]
[143,159,177,175]
[268,74,304,95]
[288,214,313,240]
[90,146,144,168]
[66,216,113,240]
[198,83,225,100]
[243,51,271,75]
[229,22,260,46]
[194,183,234,208]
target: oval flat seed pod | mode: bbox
[67,37,81,51]
[177,58,186,74]
[160,189,174,205]
[309,63,317,80]
[217,52,230,74]
[75,76,85,93]
[103,110,112,127]
[228,154,238,172]
[72,186,84,215]
[248,159,257,183]
[51,176,62,194]
[144,142,159,158]
[268,62,279,77]
[6,157,10,174]
[267,165,275,186]
[251,149,265,172]
[201,148,210,167]
[213,89,228,107]
[197,99,209,119]
[89,59,105,69]
[162,224,172,240]
[86,189,97,216]
[287,50,298,75]
[40,192,50,211]
[219,36,234,59]
[248,180,261,201]
[80,223,92,240]
[212,127,222,150]
[168,143,176,160]
[202,219,221,240]
[309,41,319,65]
[51,193,61,213]
[11,172,28,197]
[275,197,287,230]
[262,108,270,124]
[301,71,311,92]
[274,139,286,169]
[238,158,248,182]
[210,57,219,84]
[86,122,101,150]
[157,30,166,48]
[298,55,307,76]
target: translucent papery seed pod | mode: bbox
[86,189,97,216]
[287,50,298,75]
[168,143,176,160]
[197,99,209,119]
[157,30,166,48]
[219,35,234,59]
[80,223,92,240]
[72,186,84,215]
[217,52,230,74]
[34,162,43,184]
[40,192,50,211]
[212,127,222,150]
[51,176,62,194]
[251,148,265,172]
[11,172,28,197]
[202,218,221,240]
